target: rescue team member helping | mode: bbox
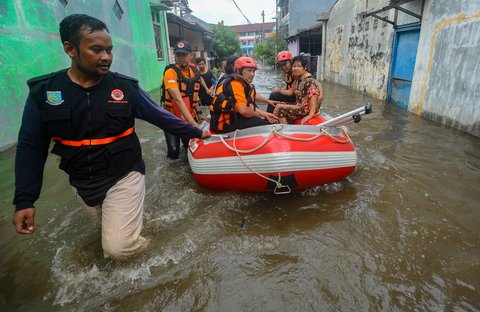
[210,57,278,133]
[12,14,210,261]
[161,40,206,159]
[267,51,297,113]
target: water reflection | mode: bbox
[0,68,479,311]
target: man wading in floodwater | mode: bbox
[12,14,210,260]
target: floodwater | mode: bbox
[1,67,479,311]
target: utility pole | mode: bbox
[261,10,265,44]
[273,16,278,55]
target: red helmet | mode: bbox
[233,57,257,72]
[275,51,293,63]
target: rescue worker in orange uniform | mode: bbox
[210,57,278,133]
[267,51,297,113]
[161,40,206,159]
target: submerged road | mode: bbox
[0,67,479,311]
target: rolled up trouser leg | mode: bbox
[101,171,148,260]
[75,171,149,260]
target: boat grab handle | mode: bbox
[274,184,291,195]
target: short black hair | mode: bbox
[225,55,239,74]
[59,14,109,50]
[292,55,307,68]
[196,56,206,64]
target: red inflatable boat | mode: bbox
[188,104,371,194]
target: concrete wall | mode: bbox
[324,0,396,99]
[323,0,479,136]
[409,0,480,137]
[0,0,170,150]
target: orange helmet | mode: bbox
[275,51,293,63]
[233,57,257,72]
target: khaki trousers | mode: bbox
[74,171,149,260]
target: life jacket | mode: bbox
[209,74,257,133]
[161,64,201,119]
[285,70,294,90]
[27,69,142,206]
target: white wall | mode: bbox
[409,0,480,136]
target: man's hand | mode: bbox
[201,130,211,139]
[267,100,279,107]
[207,86,215,96]
[13,208,36,234]
[265,113,279,124]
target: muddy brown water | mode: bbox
[0,67,479,311]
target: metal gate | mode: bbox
[387,24,420,109]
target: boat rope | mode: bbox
[214,125,351,193]
[216,126,278,154]
[230,129,288,192]
[272,126,351,144]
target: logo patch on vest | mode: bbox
[46,91,64,106]
[111,89,124,101]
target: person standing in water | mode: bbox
[196,56,216,107]
[161,40,207,159]
[12,14,210,260]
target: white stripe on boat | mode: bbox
[188,151,357,174]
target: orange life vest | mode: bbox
[209,74,256,133]
[161,64,201,119]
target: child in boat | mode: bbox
[273,55,323,125]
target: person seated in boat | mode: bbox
[273,55,323,125]
[267,50,297,113]
[210,57,278,133]
[217,55,274,108]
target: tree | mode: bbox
[255,43,275,65]
[211,24,242,59]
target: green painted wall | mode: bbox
[0,0,170,151]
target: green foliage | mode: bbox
[211,24,242,58]
[255,43,275,65]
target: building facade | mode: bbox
[322,0,479,137]
[0,0,172,150]
[229,22,276,56]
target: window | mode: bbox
[58,0,68,7]
[151,9,164,60]
[113,0,124,20]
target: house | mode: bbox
[163,0,213,64]
[229,22,276,56]
[276,0,336,77]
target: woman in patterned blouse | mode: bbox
[273,55,323,124]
